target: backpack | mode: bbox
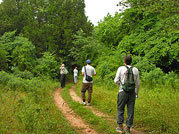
[64,68,68,74]
[122,66,135,93]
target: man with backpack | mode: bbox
[114,55,140,134]
[81,59,96,106]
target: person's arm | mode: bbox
[82,67,84,76]
[93,68,96,76]
[114,68,120,85]
[135,69,140,96]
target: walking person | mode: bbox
[60,64,68,88]
[73,67,78,84]
[114,55,140,134]
[81,59,96,106]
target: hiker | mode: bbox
[73,67,78,84]
[81,59,96,106]
[114,55,140,134]
[60,64,68,88]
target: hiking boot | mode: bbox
[126,127,130,134]
[116,124,124,133]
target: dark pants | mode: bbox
[117,91,136,128]
[60,74,66,88]
[81,83,93,103]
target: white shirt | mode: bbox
[82,65,96,83]
[114,65,140,94]
[60,67,66,74]
[73,69,78,76]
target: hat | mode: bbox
[86,59,91,64]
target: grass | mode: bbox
[0,75,178,134]
[61,83,120,134]
[74,79,179,134]
[0,80,77,134]
[135,84,179,134]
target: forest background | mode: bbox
[0,0,178,134]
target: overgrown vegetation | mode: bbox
[0,0,178,133]
[74,78,179,134]
[0,73,77,134]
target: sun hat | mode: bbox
[86,59,91,64]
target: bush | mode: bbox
[33,52,58,79]
[0,71,42,92]
[142,68,179,90]
[12,67,34,79]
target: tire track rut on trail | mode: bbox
[53,88,98,134]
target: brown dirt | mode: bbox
[69,85,144,134]
[53,85,144,134]
[70,85,110,118]
[53,88,98,134]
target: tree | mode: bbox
[0,31,36,72]
[69,29,101,67]
[0,0,93,67]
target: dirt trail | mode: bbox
[69,86,144,134]
[70,86,110,118]
[53,88,98,134]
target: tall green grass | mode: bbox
[0,70,178,134]
[0,79,77,134]
[75,79,179,134]
[135,83,179,134]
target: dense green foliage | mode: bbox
[0,31,60,79]
[0,0,178,133]
[0,0,93,66]
[0,31,36,72]
[69,0,179,88]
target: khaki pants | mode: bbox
[81,83,93,103]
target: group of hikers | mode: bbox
[59,55,140,134]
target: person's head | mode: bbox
[75,67,77,69]
[124,55,132,65]
[61,64,65,67]
[86,59,91,64]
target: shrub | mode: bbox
[33,52,58,79]
[142,68,179,90]
[0,71,42,92]
[12,67,34,79]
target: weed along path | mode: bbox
[53,88,98,134]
